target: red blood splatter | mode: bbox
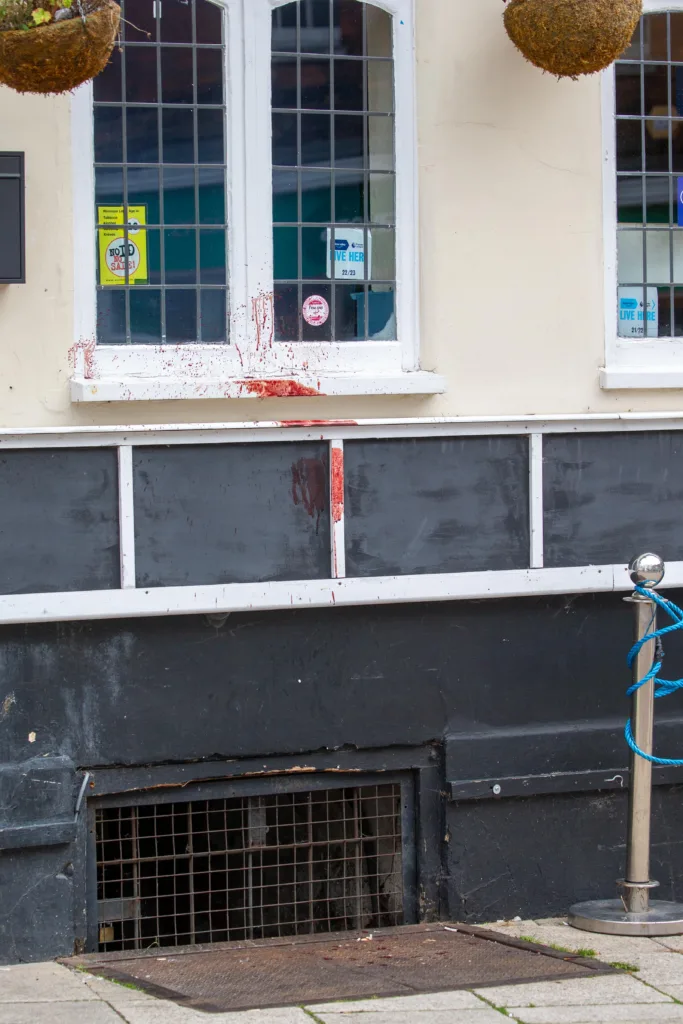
[291,458,327,526]
[242,380,322,398]
[331,446,344,523]
[278,419,357,427]
[251,293,274,351]
[68,337,96,379]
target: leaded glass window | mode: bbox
[271,0,396,343]
[93,0,227,344]
[616,12,683,338]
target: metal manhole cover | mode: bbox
[62,924,616,1014]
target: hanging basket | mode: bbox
[0,0,120,94]
[503,0,642,78]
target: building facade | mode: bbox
[2,0,683,963]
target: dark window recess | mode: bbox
[0,153,25,284]
[96,783,405,951]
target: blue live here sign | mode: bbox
[678,177,683,226]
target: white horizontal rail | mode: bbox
[0,562,680,626]
[2,411,683,449]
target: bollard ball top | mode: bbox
[629,552,665,587]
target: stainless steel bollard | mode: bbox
[568,553,683,936]
[623,588,657,914]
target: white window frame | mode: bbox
[601,0,683,389]
[69,0,445,401]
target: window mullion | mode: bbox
[239,0,276,366]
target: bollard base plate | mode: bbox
[568,899,683,936]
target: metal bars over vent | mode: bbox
[95,779,409,951]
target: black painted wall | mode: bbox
[4,429,683,962]
[2,594,683,961]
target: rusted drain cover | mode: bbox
[63,924,615,1014]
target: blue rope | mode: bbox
[625,585,683,765]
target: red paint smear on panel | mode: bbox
[291,458,327,527]
[331,446,344,523]
[242,380,322,398]
[278,419,357,427]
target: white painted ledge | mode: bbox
[2,562,682,626]
[600,367,683,390]
[70,371,447,402]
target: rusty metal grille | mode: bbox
[96,783,404,952]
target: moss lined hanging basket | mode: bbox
[503,0,642,78]
[0,0,119,94]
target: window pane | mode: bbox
[198,109,224,162]
[165,290,197,340]
[196,0,222,44]
[300,0,330,54]
[126,47,157,103]
[122,0,156,41]
[301,170,331,222]
[97,288,126,343]
[163,167,196,224]
[128,107,159,163]
[96,167,123,207]
[198,168,225,224]
[271,0,396,342]
[165,229,197,284]
[334,0,363,56]
[94,0,227,344]
[162,47,194,104]
[273,169,299,222]
[200,288,226,341]
[197,49,223,104]
[94,47,121,102]
[163,109,194,163]
[130,289,162,343]
[200,229,226,284]
[94,107,122,163]
[274,283,300,340]
[301,59,331,109]
[274,226,298,280]
[128,166,161,224]
[160,0,192,42]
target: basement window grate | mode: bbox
[96,782,405,951]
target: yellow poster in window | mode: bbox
[98,206,148,285]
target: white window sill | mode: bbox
[70,371,447,402]
[600,367,683,389]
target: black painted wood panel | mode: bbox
[344,437,530,577]
[134,443,330,586]
[0,448,119,594]
[544,432,683,567]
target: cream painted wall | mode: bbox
[0,0,679,427]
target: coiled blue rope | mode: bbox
[625,585,683,765]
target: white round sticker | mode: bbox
[302,294,329,327]
[105,236,141,279]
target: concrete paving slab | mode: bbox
[0,1003,124,1024]
[619,952,683,990]
[512,1004,683,1023]
[306,991,485,1013]
[0,963,99,1002]
[311,1011,507,1024]
[114,1005,313,1024]
[77,971,162,1007]
[473,973,670,1007]
[656,936,683,953]
[486,920,667,964]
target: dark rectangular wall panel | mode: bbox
[0,448,119,594]
[344,437,530,577]
[134,443,330,586]
[544,432,683,567]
